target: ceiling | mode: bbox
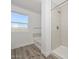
[11,0,67,13]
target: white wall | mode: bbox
[51,8,61,50]
[11,4,41,49]
[60,3,68,47]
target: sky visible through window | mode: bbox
[11,12,28,28]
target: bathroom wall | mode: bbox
[11,4,41,49]
[60,3,68,47]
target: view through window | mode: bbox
[11,12,28,28]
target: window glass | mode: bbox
[11,12,28,28]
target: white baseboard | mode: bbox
[34,43,41,50]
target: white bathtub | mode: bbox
[52,45,68,59]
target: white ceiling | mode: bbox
[11,0,67,13]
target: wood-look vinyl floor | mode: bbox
[11,44,56,59]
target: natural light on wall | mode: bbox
[11,11,29,32]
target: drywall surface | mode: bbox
[51,8,61,50]
[11,4,41,49]
[60,3,68,47]
[11,32,34,49]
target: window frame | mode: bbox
[11,11,29,32]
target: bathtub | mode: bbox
[52,45,68,59]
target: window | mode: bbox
[11,12,28,29]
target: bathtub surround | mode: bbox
[51,1,68,50]
[51,2,68,59]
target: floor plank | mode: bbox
[11,49,16,59]
[11,44,55,59]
